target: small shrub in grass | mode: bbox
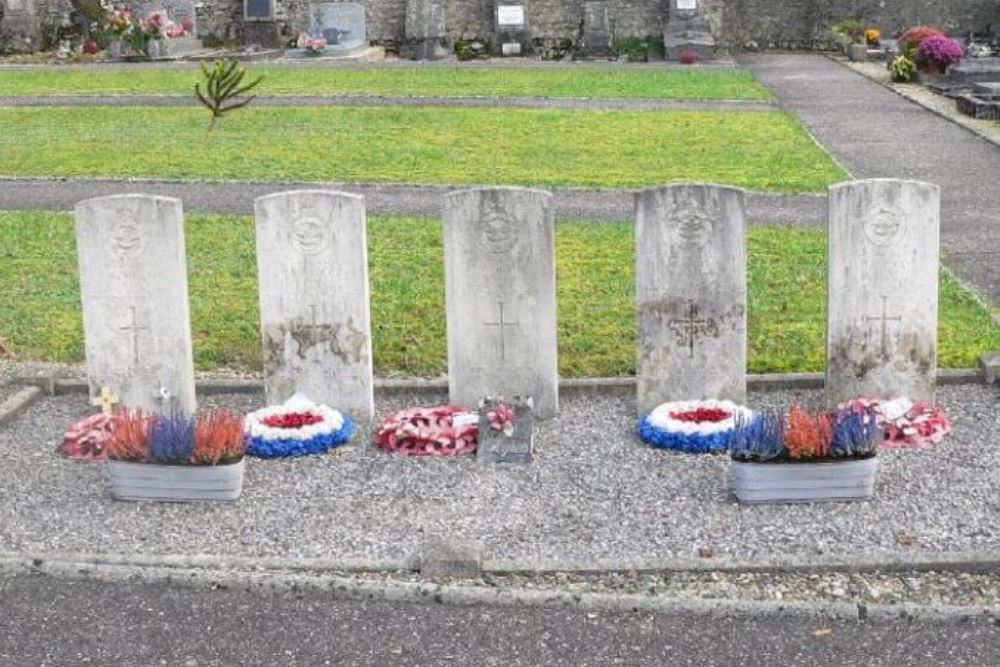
[194,59,264,129]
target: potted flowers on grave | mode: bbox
[637,400,754,453]
[243,394,354,458]
[105,410,247,502]
[297,33,329,56]
[729,405,881,504]
[915,34,965,77]
[104,5,133,59]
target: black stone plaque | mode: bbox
[244,0,274,20]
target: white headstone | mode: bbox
[309,2,366,52]
[634,184,747,414]
[254,190,374,419]
[826,179,940,406]
[74,195,196,415]
[444,188,558,417]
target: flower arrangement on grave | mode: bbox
[104,5,133,38]
[143,10,173,41]
[297,33,328,55]
[889,51,917,82]
[729,405,880,463]
[374,405,478,457]
[637,400,753,454]
[864,28,881,47]
[106,409,246,465]
[897,26,946,51]
[61,413,116,461]
[728,405,882,504]
[679,50,698,65]
[243,394,354,458]
[916,35,964,72]
[839,397,950,449]
[487,402,517,436]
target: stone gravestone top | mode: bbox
[494,0,529,56]
[476,396,534,464]
[1,0,42,52]
[826,179,940,407]
[310,2,366,52]
[664,0,715,59]
[403,0,447,60]
[444,187,558,418]
[634,184,747,414]
[74,194,196,416]
[578,2,613,59]
[254,190,374,419]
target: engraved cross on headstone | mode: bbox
[120,306,151,365]
[484,301,518,362]
[303,304,323,348]
[668,300,718,358]
[866,295,902,356]
[91,386,119,414]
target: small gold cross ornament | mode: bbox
[91,386,119,414]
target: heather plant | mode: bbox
[917,35,964,69]
[729,411,784,462]
[106,409,151,462]
[729,406,880,462]
[149,414,196,463]
[830,409,880,457]
[194,59,264,129]
[785,405,833,459]
[194,411,245,464]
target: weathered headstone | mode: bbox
[310,2,366,53]
[0,0,41,53]
[826,179,940,406]
[444,188,558,418]
[254,190,374,419]
[242,0,280,47]
[577,2,613,59]
[476,396,534,464]
[634,184,747,414]
[663,0,716,60]
[74,195,196,415]
[493,0,529,56]
[403,0,447,60]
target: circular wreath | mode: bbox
[244,402,354,458]
[374,405,478,457]
[840,397,950,449]
[637,399,753,453]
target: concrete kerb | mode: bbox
[1,553,997,622]
[0,386,43,427]
[21,369,986,399]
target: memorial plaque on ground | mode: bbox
[634,184,747,413]
[310,2,366,52]
[476,396,534,464]
[826,179,940,407]
[254,190,374,419]
[74,194,196,416]
[444,187,558,417]
[493,0,529,56]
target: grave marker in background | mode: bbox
[255,190,374,418]
[75,194,196,415]
[826,179,940,406]
[444,188,558,417]
[634,184,747,413]
[310,2,366,52]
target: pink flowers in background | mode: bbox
[61,413,116,461]
[105,5,133,37]
[487,403,517,436]
[917,35,964,69]
[840,397,950,449]
[297,33,328,54]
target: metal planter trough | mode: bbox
[731,457,878,504]
[107,459,245,502]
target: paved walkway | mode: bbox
[739,52,1000,306]
[0,177,824,225]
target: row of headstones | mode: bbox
[76,179,939,422]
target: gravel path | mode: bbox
[0,177,825,225]
[0,384,996,566]
[0,94,779,112]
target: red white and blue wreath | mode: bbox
[244,394,354,458]
[637,399,753,453]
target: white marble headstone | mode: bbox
[634,184,747,414]
[74,195,196,415]
[254,190,374,419]
[444,188,558,417]
[826,179,940,406]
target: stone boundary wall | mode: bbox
[2,0,997,54]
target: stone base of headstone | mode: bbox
[283,46,385,62]
[663,19,716,60]
[0,14,41,53]
[476,396,534,464]
[980,352,1000,384]
[420,536,483,578]
[243,21,282,48]
[401,38,450,60]
[944,57,1000,84]
[158,35,205,58]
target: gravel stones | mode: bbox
[0,384,997,568]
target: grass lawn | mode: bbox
[0,107,843,192]
[0,66,771,101]
[1,211,996,376]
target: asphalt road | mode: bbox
[2,573,998,666]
